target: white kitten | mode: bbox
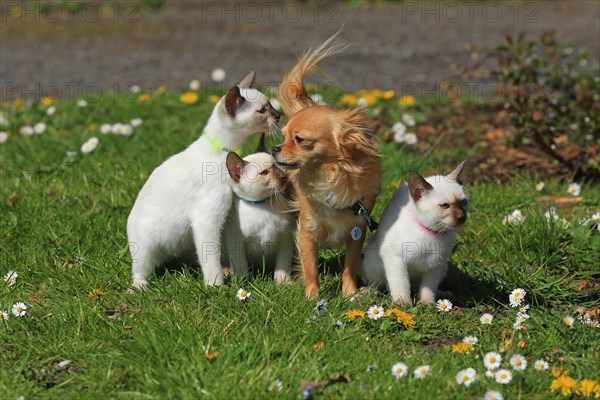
[362,161,468,306]
[127,72,280,291]
[223,136,295,283]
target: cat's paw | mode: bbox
[416,298,436,305]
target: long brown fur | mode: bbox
[273,32,382,298]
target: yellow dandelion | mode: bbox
[551,376,578,397]
[359,93,377,107]
[389,181,400,189]
[155,86,167,95]
[340,94,358,106]
[14,98,25,108]
[345,309,366,321]
[312,341,325,351]
[138,93,151,102]
[180,92,199,105]
[382,90,395,99]
[371,89,384,98]
[399,95,416,108]
[88,289,107,297]
[552,366,566,378]
[387,308,416,328]
[577,379,600,398]
[41,96,56,107]
[209,95,220,104]
[451,342,474,354]
[205,352,219,362]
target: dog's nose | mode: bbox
[271,146,281,155]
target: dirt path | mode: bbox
[1,1,598,101]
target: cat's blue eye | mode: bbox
[439,203,450,209]
[259,170,269,176]
[257,107,266,114]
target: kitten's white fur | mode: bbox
[127,72,279,290]
[224,151,294,283]
[362,162,468,305]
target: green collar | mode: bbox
[204,133,241,153]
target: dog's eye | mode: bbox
[257,107,266,114]
[439,203,450,209]
[259,170,269,176]
[295,135,305,144]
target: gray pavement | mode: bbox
[1,1,599,101]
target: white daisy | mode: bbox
[578,313,591,324]
[0,310,8,320]
[391,362,408,378]
[463,336,478,346]
[270,98,282,111]
[480,313,493,325]
[56,360,72,368]
[11,302,27,317]
[129,85,141,93]
[495,369,512,384]
[130,118,143,127]
[484,390,504,400]
[436,299,453,312]
[592,212,600,224]
[19,125,34,136]
[455,368,476,387]
[402,113,416,126]
[66,151,77,158]
[111,123,124,135]
[311,93,325,105]
[392,122,406,135]
[513,321,525,330]
[544,208,560,222]
[0,131,8,144]
[485,369,497,378]
[34,122,46,134]
[563,315,574,327]
[516,312,530,323]
[356,97,368,107]
[534,359,549,371]
[367,305,384,320]
[413,365,430,379]
[576,306,587,315]
[189,79,201,91]
[404,133,418,145]
[4,270,18,286]
[211,68,226,82]
[484,352,502,370]
[567,183,581,196]
[268,379,283,392]
[535,181,545,191]
[393,130,406,143]
[559,218,571,228]
[509,288,526,307]
[236,288,251,300]
[77,99,88,107]
[509,354,527,371]
[518,304,530,313]
[47,106,56,116]
[121,124,133,136]
[81,137,99,154]
[99,124,112,134]
[589,320,599,329]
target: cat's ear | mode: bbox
[447,160,467,185]
[254,133,267,153]
[238,71,256,89]
[225,86,246,116]
[408,173,434,201]
[226,152,246,183]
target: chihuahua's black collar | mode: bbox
[240,197,269,205]
[348,200,379,231]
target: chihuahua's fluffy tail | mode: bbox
[278,29,347,116]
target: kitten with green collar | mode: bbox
[224,135,295,282]
[362,161,468,306]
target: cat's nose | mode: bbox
[271,146,281,155]
[457,215,467,225]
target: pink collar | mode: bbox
[408,204,449,237]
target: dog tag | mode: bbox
[351,225,363,241]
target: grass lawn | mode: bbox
[1,89,599,399]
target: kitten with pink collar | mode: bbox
[362,161,468,306]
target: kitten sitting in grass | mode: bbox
[127,72,280,291]
[224,135,295,283]
[362,161,468,306]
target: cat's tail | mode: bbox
[278,29,347,116]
